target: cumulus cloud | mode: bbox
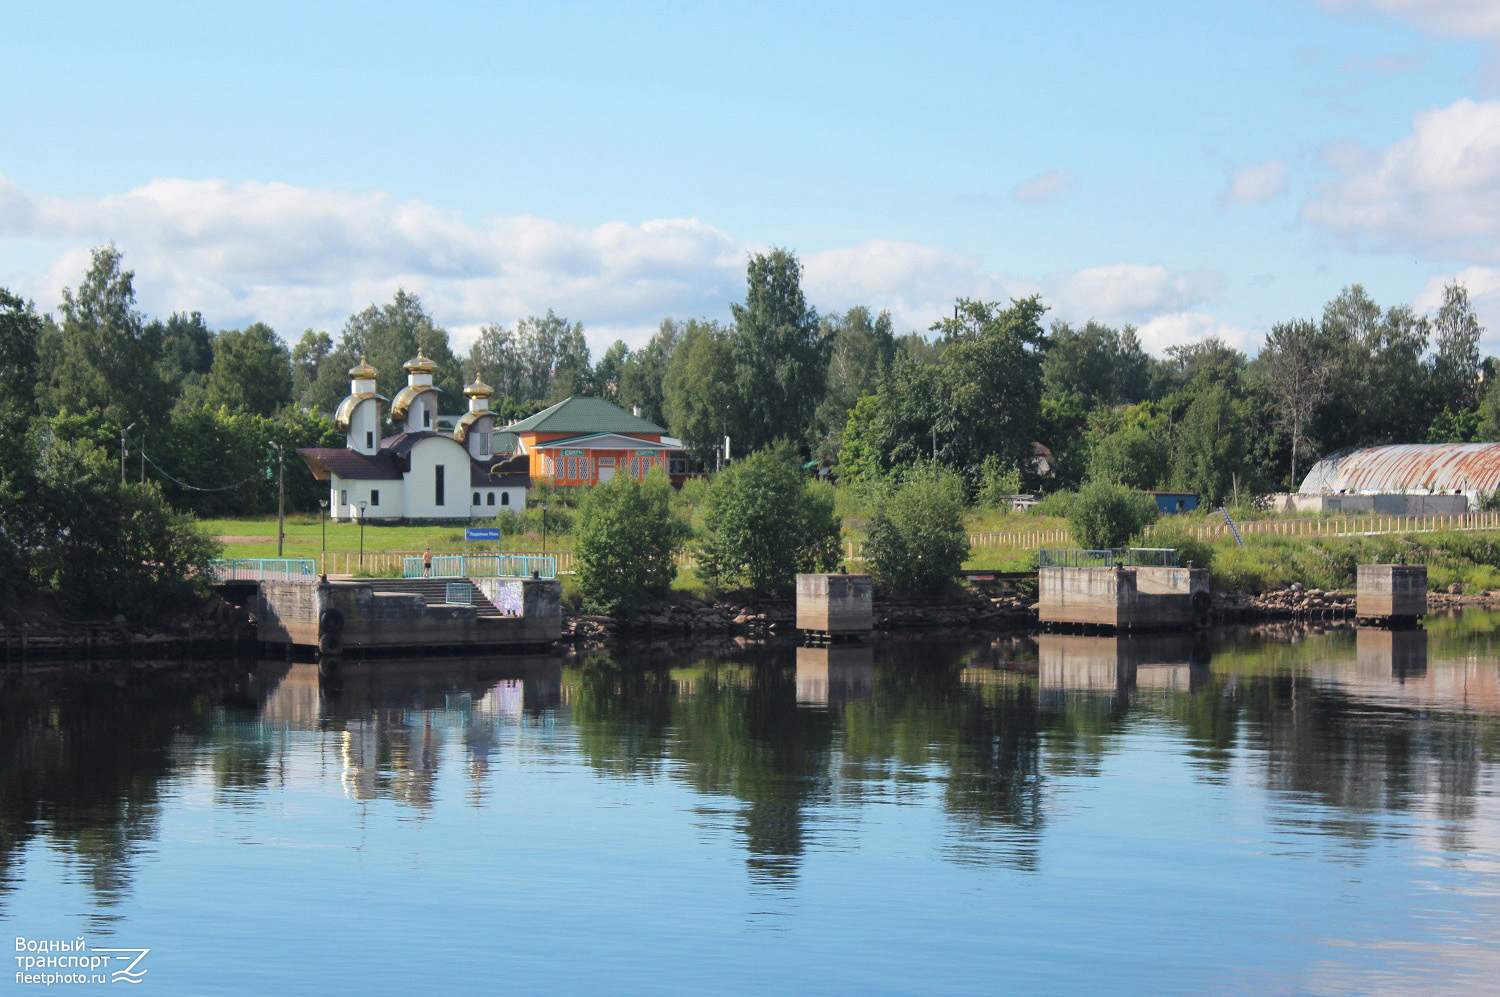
[1225,159,1289,204]
[0,172,1234,357]
[1010,170,1077,204]
[1302,98,1500,262]
[1044,264,1224,324]
[1134,312,1261,355]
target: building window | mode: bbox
[370,489,380,506]
[566,456,578,480]
[366,431,374,450]
[473,491,481,506]
[501,492,511,506]
[486,492,495,506]
[670,456,686,475]
[477,432,490,457]
[340,488,348,506]
[423,408,431,428]
[435,465,445,506]
[580,457,591,480]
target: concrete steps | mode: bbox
[361,578,510,618]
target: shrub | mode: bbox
[974,455,1024,510]
[865,465,970,595]
[700,442,840,593]
[1029,490,1077,519]
[574,468,687,615]
[1068,480,1159,550]
[1146,522,1216,572]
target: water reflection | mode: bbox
[1,620,1498,983]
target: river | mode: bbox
[3,616,1500,994]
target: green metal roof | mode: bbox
[505,395,665,435]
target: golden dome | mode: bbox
[403,352,438,373]
[464,376,494,399]
[348,355,378,379]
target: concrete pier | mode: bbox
[796,573,873,640]
[252,576,561,655]
[1038,565,1210,631]
[1356,564,1426,625]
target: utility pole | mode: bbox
[120,423,135,484]
[272,442,286,557]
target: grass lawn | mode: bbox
[203,516,563,559]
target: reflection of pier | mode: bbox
[1312,629,1500,714]
[794,645,873,705]
[1036,633,1210,698]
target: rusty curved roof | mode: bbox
[1299,443,1500,495]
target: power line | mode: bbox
[130,435,270,493]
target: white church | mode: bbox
[298,353,530,522]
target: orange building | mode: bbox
[505,396,688,486]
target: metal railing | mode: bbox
[401,554,558,579]
[1038,547,1179,568]
[444,582,472,605]
[208,558,318,582]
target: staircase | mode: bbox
[1219,506,1245,547]
[361,578,511,618]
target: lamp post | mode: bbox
[318,498,329,573]
[358,500,367,570]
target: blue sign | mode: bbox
[465,528,501,542]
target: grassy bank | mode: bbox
[1196,530,1500,593]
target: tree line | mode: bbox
[2,244,1494,528]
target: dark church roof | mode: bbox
[298,448,403,482]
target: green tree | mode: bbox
[43,245,166,429]
[153,311,215,398]
[662,319,734,466]
[1258,318,1337,487]
[290,329,334,406]
[1430,282,1483,414]
[574,468,687,614]
[1174,383,1250,505]
[1067,479,1159,551]
[729,249,828,454]
[700,443,840,592]
[341,289,462,405]
[590,340,631,400]
[32,437,220,618]
[864,465,971,595]
[198,323,293,416]
[617,320,680,427]
[809,306,896,462]
[1042,320,1150,410]
[1085,404,1170,490]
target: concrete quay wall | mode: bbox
[1356,564,1427,620]
[1039,565,1209,630]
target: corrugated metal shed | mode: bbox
[1299,443,1500,500]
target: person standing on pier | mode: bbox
[423,547,433,577]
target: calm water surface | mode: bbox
[4,617,1500,995]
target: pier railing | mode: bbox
[208,558,317,582]
[1038,548,1179,568]
[400,554,558,579]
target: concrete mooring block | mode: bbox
[1038,565,1210,630]
[1356,564,1427,623]
[796,573,873,636]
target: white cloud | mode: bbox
[1302,98,1500,262]
[1134,312,1261,355]
[0,172,1236,358]
[1010,170,1078,204]
[1044,264,1225,325]
[1225,159,1289,204]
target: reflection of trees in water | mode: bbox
[569,653,676,778]
[0,677,222,925]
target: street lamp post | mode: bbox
[318,498,329,573]
[120,423,136,484]
[358,500,367,570]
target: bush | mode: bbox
[700,442,841,593]
[574,468,686,615]
[1068,480,1159,550]
[974,455,1024,510]
[1146,522,1216,572]
[1029,490,1077,519]
[865,465,971,595]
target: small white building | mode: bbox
[299,355,530,522]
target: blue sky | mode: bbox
[3,0,1499,358]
